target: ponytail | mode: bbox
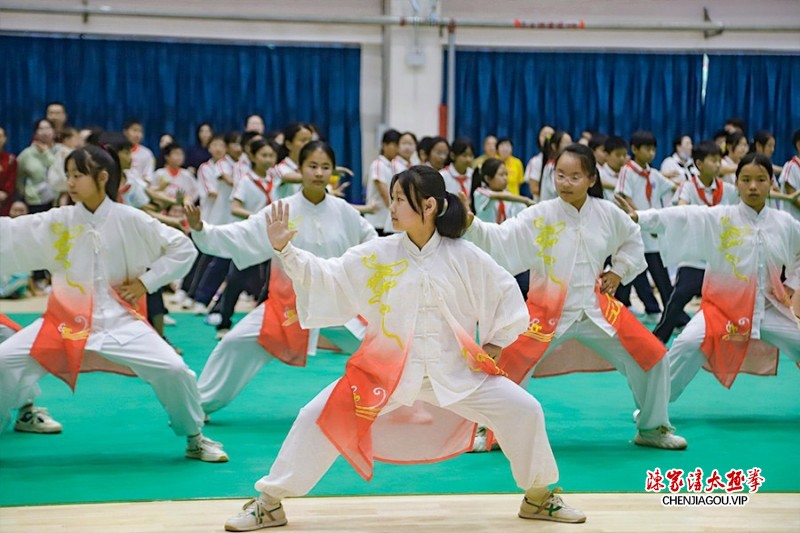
[390,165,468,239]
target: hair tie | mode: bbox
[437,197,449,217]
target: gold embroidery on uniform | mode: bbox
[718,216,751,282]
[57,316,90,341]
[461,348,508,376]
[533,218,566,288]
[282,308,299,326]
[288,215,303,230]
[721,318,751,342]
[602,293,623,326]
[522,319,555,342]
[51,223,86,294]
[351,385,387,420]
[362,254,408,349]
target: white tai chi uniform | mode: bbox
[638,203,800,401]
[465,197,674,430]
[0,198,204,435]
[255,232,558,498]
[191,192,377,414]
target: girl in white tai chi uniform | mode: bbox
[186,141,377,417]
[616,152,800,402]
[463,144,687,450]
[0,145,227,462]
[224,165,585,531]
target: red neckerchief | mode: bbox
[626,161,652,205]
[691,176,724,206]
[167,166,180,178]
[250,172,273,202]
[117,183,131,204]
[496,200,507,223]
[448,165,470,196]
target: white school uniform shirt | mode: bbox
[152,167,199,203]
[638,203,800,339]
[599,163,620,201]
[272,157,300,200]
[364,155,394,230]
[197,158,235,226]
[780,156,800,220]
[45,143,73,195]
[473,187,525,224]
[660,152,696,183]
[614,160,675,252]
[538,161,558,202]
[440,164,473,197]
[231,168,274,216]
[130,144,155,185]
[720,156,737,184]
[524,153,544,186]
[220,155,237,187]
[275,231,529,406]
[0,198,196,348]
[119,169,150,209]
[392,156,411,176]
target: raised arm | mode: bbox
[186,203,274,269]
[462,207,541,276]
[0,210,60,275]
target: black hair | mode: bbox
[390,165,467,238]
[208,134,226,145]
[537,125,554,149]
[725,117,746,134]
[496,136,513,148]
[589,134,608,151]
[399,131,418,145]
[604,135,628,153]
[265,130,283,144]
[713,129,728,140]
[450,136,475,158]
[195,122,213,144]
[726,132,748,155]
[381,129,402,145]
[554,144,602,199]
[540,130,569,179]
[242,131,264,154]
[83,126,105,146]
[630,130,657,149]
[46,101,66,111]
[249,138,280,158]
[298,140,336,169]
[224,131,242,145]
[671,134,691,151]
[753,130,774,150]
[278,122,311,162]
[64,145,121,200]
[162,142,183,157]
[427,136,451,167]
[123,118,142,131]
[418,136,434,157]
[793,129,800,147]
[736,152,773,179]
[33,117,54,134]
[692,140,722,162]
[476,158,504,186]
[104,132,133,153]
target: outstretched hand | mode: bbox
[614,194,638,222]
[184,202,203,231]
[266,201,298,252]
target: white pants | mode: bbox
[668,305,800,402]
[198,303,361,414]
[534,318,672,430]
[255,375,560,499]
[0,324,39,408]
[0,319,205,436]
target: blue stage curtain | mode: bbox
[451,49,800,167]
[702,53,800,165]
[0,34,363,200]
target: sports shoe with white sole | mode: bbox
[225,495,287,531]
[191,301,208,315]
[186,434,229,462]
[634,426,687,450]
[469,426,501,452]
[163,314,177,326]
[14,406,63,434]
[169,289,189,305]
[519,488,586,523]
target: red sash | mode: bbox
[496,200,507,224]
[257,266,310,366]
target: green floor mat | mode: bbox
[0,313,797,506]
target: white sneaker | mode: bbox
[225,495,287,531]
[170,289,188,305]
[186,434,229,462]
[191,301,208,315]
[181,297,195,310]
[205,313,223,326]
[14,406,63,434]
[634,426,687,450]
[163,315,177,326]
[519,488,586,523]
[215,328,230,340]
